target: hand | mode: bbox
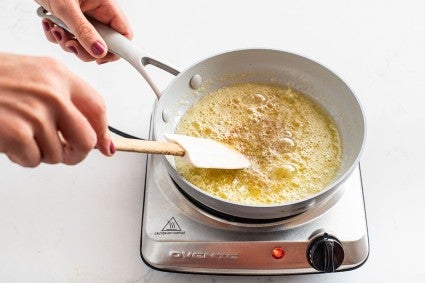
[36,0,133,64]
[0,53,114,167]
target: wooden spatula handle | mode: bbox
[112,137,185,156]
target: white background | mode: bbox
[1,0,424,282]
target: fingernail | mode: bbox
[42,21,50,32]
[53,31,62,41]
[109,141,116,155]
[68,46,78,55]
[91,41,105,56]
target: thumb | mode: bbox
[61,6,107,58]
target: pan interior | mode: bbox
[153,49,365,212]
[174,83,342,205]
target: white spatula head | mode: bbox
[163,134,251,169]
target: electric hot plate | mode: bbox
[140,153,369,275]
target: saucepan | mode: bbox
[38,7,365,220]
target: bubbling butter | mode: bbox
[174,83,342,205]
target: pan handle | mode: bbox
[36,6,179,99]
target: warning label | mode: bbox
[154,217,185,235]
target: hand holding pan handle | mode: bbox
[37,6,179,99]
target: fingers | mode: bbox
[0,114,42,168]
[40,10,107,60]
[42,19,56,43]
[0,56,114,167]
[1,94,111,167]
[33,122,64,165]
[67,73,113,157]
[0,53,114,168]
[57,106,97,165]
[6,139,41,168]
[43,19,95,62]
[65,39,120,63]
[0,92,88,166]
[95,53,120,64]
[90,2,134,40]
[52,71,114,163]
[64,39,94,62]
[59,3,108,59]
[41,19,120,63]
[40,0,133,63]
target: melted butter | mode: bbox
[174,83,342,205]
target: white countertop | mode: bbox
[1,0,425,282]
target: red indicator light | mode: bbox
[272,247,285,259]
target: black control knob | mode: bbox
[307,233,345,273]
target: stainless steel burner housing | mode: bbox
[140,154,369,274]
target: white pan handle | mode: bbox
[37,6,178,98]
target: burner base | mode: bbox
[140,154,369,274]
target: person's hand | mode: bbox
[36,0,133,64]
[0,52,114,167]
